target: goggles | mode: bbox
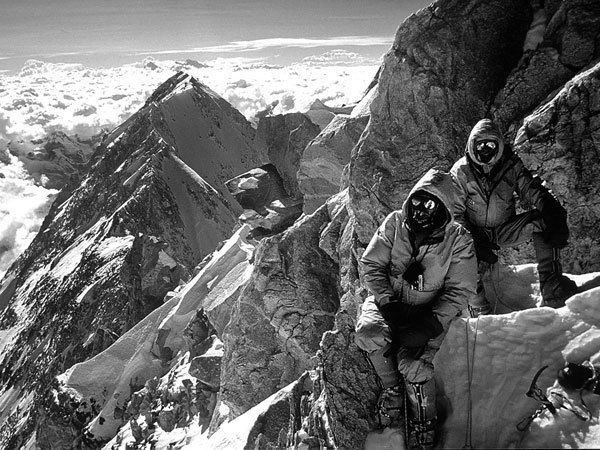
[475,140,498,152]
[410,197,437,211]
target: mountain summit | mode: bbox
[0,72,265,447]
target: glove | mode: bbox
[402,260,424,287]
[542,201,569,248]
[381,305,443,358]
[378,300,409,325]
[467,223,499,264]
[394,324,440,348]
[473,235,499,264]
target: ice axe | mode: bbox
[516,365,557,431]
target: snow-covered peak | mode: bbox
[0,71,267,447]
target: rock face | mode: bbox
[217,201,341,420]
[256,113,320,199]
[298,114,369,214]
[0,72,264,447]
[349,0,532,243]
[515,61,600,273]
[493,0,600,138]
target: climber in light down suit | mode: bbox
[355,169,477,449]
[450,118,577,314]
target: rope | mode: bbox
[488,261,517,314]
[404,383,410,446]
[463,315,480,449]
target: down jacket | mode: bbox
[360,169,477,331]
[450,119,556,229]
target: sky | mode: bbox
[0,0,431,70]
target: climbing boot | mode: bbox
[541,274,578,308]
[533,233,578,308]
[405,379,437,449]
[376,384,404,428]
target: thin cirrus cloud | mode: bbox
[139,36,391,55]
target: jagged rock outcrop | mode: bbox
[493,0,600,138]
[514,61,600,273]
[203,191,379,448]
[304,99,354,130]
[298,114,369,214]
[188,373,317,449]
[226,164,303,238]
[46,225,255,447]
[6,131,101,189]
[216,199,341,421]
[349,0,533,243]
[0,72,264,447]
[256,113,320,199]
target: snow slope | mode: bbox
[436,270,600,449]
[0,73,264,447]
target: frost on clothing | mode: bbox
[359,169,477,331]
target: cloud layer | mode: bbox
[0,151,57,279]
[0,53,378,140]
[140,36,391,55]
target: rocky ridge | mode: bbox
[256,112,320,199]
[2,0,600,449]
[0,72,264,447]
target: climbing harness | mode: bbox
[463,315,480,449]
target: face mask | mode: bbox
[409,194,439,230]
[475,139,498,164]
